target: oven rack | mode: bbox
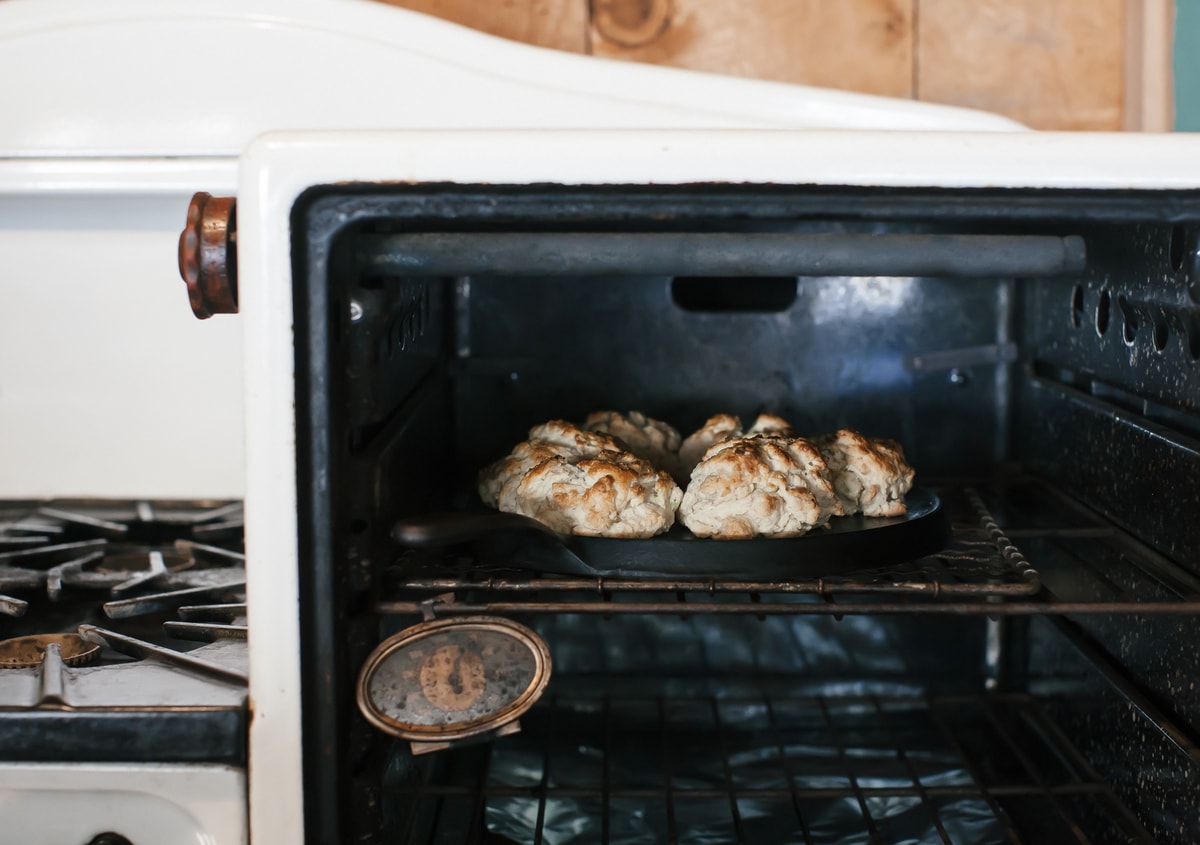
[396,690,1157,845]
[379,482,1200,618]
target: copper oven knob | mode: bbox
[178,192,238,319]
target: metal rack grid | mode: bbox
[395,691,1157,845]
[378,483,1200,617]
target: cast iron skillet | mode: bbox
[392,487,949,580]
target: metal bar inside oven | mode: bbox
[356,232,1087,278]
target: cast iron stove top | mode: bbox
[0,500,247,764]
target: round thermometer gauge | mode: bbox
[356,616,551,742]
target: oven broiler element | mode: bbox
[355,231,1088,279]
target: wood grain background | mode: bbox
[376,0,1147,130]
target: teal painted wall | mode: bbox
[1177,1,1200,129]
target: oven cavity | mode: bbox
[290,186,1200,845]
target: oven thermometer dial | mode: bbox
[418,643,488,711]
[356,616,551,743]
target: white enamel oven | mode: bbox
[0,4,1022,844]
[5,6,1200,845]
[0,764,246,845]
[231,129,1200,845]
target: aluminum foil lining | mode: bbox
[481,614,1004,845]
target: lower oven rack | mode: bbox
[395,690,1157,845]
[378,480,1200,617]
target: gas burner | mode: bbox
[101,541,245,620]
[0,501,247,665]
[0,632,100,668]
[0,623,247,715]
[47,548,191,598]
[0,499,248,767]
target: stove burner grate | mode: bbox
[0,499,248,764]
[0,502,243,618]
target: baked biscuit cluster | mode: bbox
[478,420,682,539]
[479,412,914,539]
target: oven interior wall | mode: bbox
[294,188,1200,845]
[1016,221,1200,566]
[454,272,1004,482]
[1010,219,1200,845]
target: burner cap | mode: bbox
[0,633,100,668]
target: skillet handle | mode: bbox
[391,511,557,547]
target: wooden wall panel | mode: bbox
[916,0,1126,130]
[376,0,589,53]
[1124,0,1175,131]
[588,0,915,98]
[368,0,1144,131]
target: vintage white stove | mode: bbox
[0,0,1035,843]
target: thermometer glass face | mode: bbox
[362,621,545,733]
